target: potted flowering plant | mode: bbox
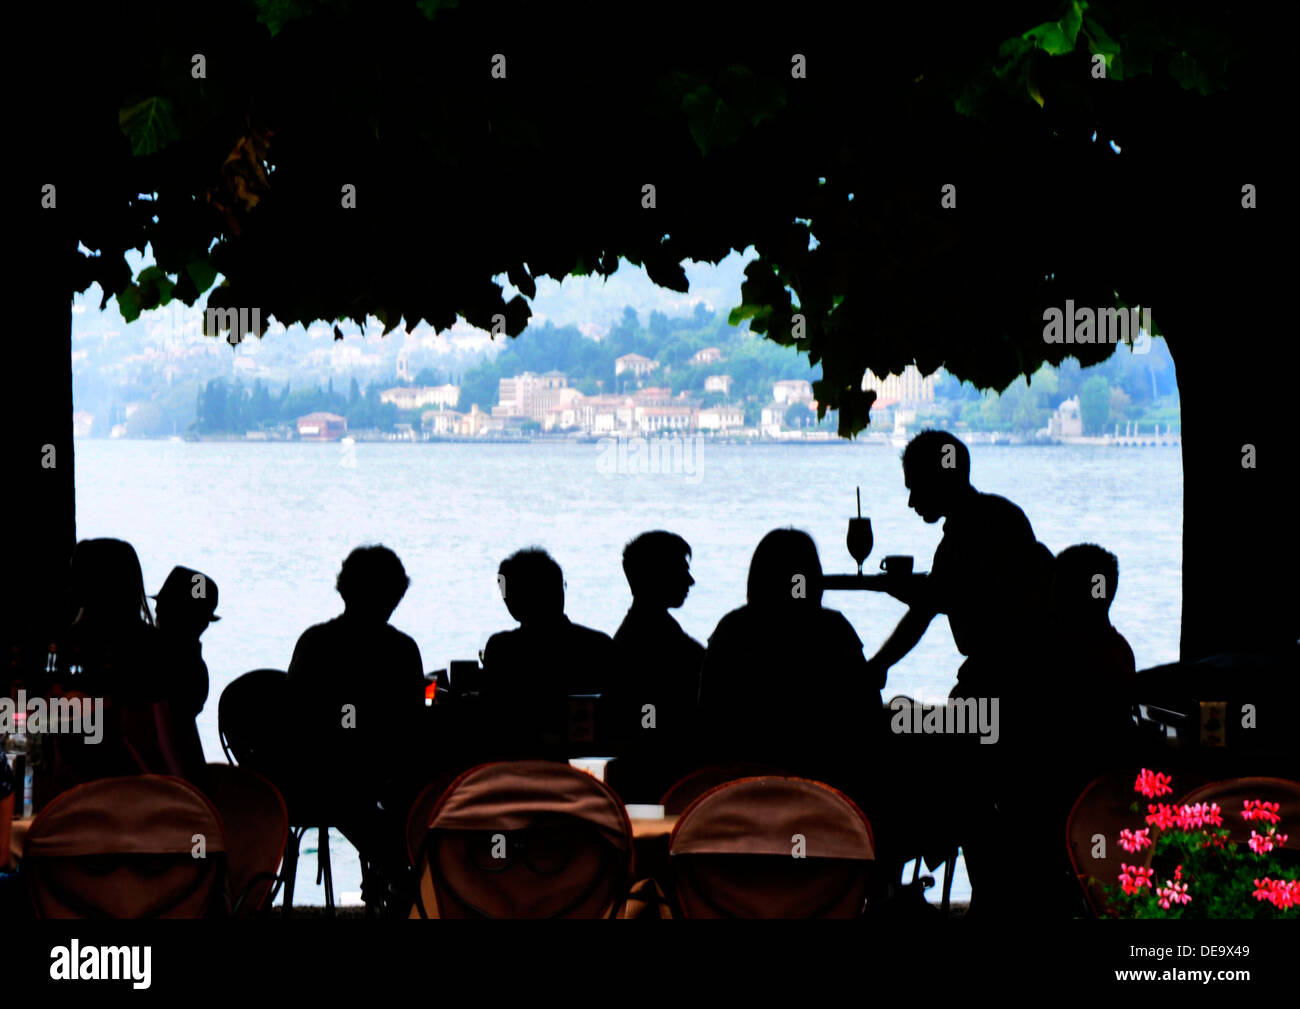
[1102,769,1298,918]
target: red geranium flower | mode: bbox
[1118,828,1153,853]
[1242,800,1282,824]
[1135,769,1174,799]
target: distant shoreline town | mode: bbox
[80,359,1181,449]
[74,303,1181,447]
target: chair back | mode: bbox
[202,764,289,915]
[1066,772,1144,917]
[659,762,787,816]
[218,669,288,770]
[406,760,633,918]
[24,775,228,918]
[47,693,206,792]
[1168,777,1300,852]
[669,776,874,918]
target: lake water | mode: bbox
[73,438,1183,906]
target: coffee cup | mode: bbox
[879,555,914,575]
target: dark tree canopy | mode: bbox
[12,0,1294,664]
[38,0,1274,436]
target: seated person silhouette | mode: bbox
[480,548,614,759]
[697,528,884,796]
[51,538,206,790]
[1047,544,1137,771]
[149,564,221,778]
[600,531,705,800]
[60,538,165,705]
[152,565,219,720]
[286,545,425,910]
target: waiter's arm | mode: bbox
[868,604,936,671]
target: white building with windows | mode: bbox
[698,405,745,431]
[381,384,460,410]
[772,379,813,405]
[615,353,659,378]
[862,365,937,406]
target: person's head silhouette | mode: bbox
[1051,544,1119,632]
[622,531,695,610]
[498,548,565,626]
[68,537,154,629]
[901,429,972,523]
[152,566,220,639]
[747,528,823,611]
[336,545,410,622]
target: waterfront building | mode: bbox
[297,412,348,441]
[635,404,696,433]
[1048,396,1084,438]
[698,405,745,431]
[862,364,937,406]
[494,371,577,421]
[772,379,814,405]
[421,409,464,435]
[380,384,460,410]
[614,353,659,378]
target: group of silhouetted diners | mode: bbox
[4,430,1144,917]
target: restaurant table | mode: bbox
[7,817,31,869]
[629,816,678,903]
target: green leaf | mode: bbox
[116,284,143,323]
[682,86,745,156]
[1169,51,1210,94]
[185,257,219,296]
[135,265,175,310]
[415,0,459,19]
[728,303,771,327]
[118,97,180,157]
[1083,14,1119,56]
[253,0,315,37]
[1023,0,1087,56]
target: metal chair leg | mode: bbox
[318,826,335,915]
[942,846,957,916]
[281,825,306,918]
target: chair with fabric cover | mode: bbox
[1064,767,1217,916]
[668,776,875,918]
[1130,776,1300,907]
[1165,776,1300,852]
[406,760,634,918]
[659,763,787,816]
[202,763,289,916]
[23,774,228,918]
[1066,772,1148,917]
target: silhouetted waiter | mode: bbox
[865,429,1051,710]
[481,548,614,758]
[602,531,705,800]
[864,430,1052,917]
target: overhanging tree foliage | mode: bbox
[14,0,1294,662]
